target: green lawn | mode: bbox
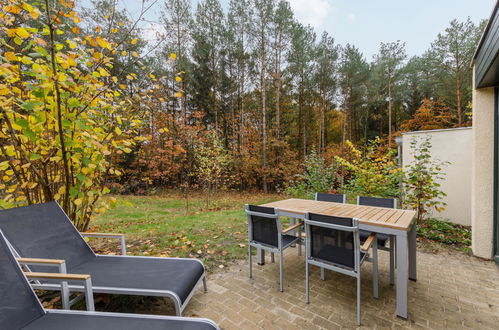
[89,192,282,270]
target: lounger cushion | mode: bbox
[23,312,217,330]
[359,230,389,247]
[68,256,204,304]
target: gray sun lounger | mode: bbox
[0,230,219,330]
[0,201,207,316]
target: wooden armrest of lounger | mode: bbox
[25,272,91,281]
[25,272,96,311]
[81,232,125,237]
[282,222,304,233]
[17,257,65,265]
[361,233,377,252]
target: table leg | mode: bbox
[396,232,408,319]
[257,248,265,265]
[409,223,417,281]
[290,217,296,247]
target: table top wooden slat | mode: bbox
[260,198,416,231]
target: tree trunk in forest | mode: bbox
[388,75,392,148]
[456,68,462,126]
[275,35,282,141]
[260,30,268,193]
[320,99,326,152]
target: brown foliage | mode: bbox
[400,99,456,132]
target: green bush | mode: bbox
[284,150,338,199]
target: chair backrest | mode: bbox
[315,192,346,203]
[245,205,281,247]
[0,230,45,329]
[357,196,397,209]
[0,201,95,270]
[304,213,360,271]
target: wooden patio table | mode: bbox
[259,198,417,319]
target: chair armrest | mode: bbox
[282,222,303,233]
[17,257,65,265]
[25,272,91,281]
[81,232,127,255]
[81,232,125,238]
[361,233,377,252]
[25,272,95,311]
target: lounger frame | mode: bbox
[4,202,207,316]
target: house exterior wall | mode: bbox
[402,128,472,226]
[471,83,495,259]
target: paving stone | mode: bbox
[171,249,499,329]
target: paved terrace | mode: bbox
[137,248,498,329]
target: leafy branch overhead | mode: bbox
[0,0,174,230]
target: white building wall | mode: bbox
[470,85,495,259]
[402,127,472,226]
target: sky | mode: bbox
[119,0,494,60]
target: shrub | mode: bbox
[335,138,402,198]
[403,135,448,223]
[284,150,338,199]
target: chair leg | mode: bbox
[279,251,284,292]
[320,267,325,280]
[372,240,379,299]
[271,252,275,263]
[306,261,310,304]
[389,236,395,285]
[203,276,208,292]
[248,245,252,279]
[298,228,302,256]
[356,274,361,326]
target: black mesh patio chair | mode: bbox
[304,213,378,326]
[314,192,347,279]
[0,202,207,316]
[357,196,397,284]
[245,204,302,292]
[0,230,219,330]
[315,192,346,204]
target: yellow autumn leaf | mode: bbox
[175,92,182,98]
[121,50,127,56]
[131,39,138,45]
[169,53,177,59]
[15,27,30,38]
[119,84,126,89]
[175,76,182,82]
[98,67,109,76]
[22,2,33,11]
[30,9,39,19]
[96,36,111,49]
[5,52,17,61]
[132,51,138,58]
[67,40,77,49]
[114,127,122,135]
[112,28,118,33]
[149,73,155,79]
